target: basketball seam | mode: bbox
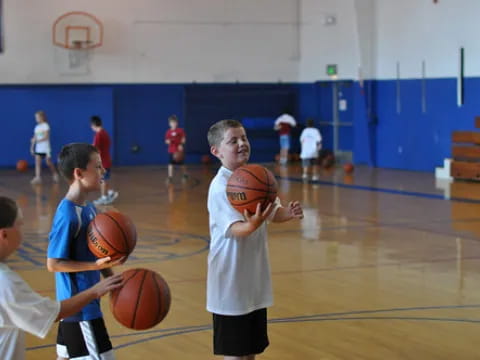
[91,219,124,255]
[161,276,171,321]
[112,269,139,308]
[226,184,277,194]
[231,196,269,206]
[157,274,171,323]
[238,167,270,186]
[262,167,270,209]
[103,213,131,254]
[152,273,163,324]
[164,277,171,314]
[131,270,148,329]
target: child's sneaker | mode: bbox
[312,175,319,181]
[107,190,119,203]
[302,173,308,180]
[93,196,109,206]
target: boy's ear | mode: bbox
[73,168,83,180]
[0,229,7,241]
[210,145,220,158]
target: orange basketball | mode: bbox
[173,151,184,162]
[343,163,354,173]
[110,268,171,330]
[16,160,28,172]
[226,164,278,214]
[87,211,137,261]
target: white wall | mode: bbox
[375,0,480,79]
[354,0,376,80]
[0,0,300,83]
[0,0,364,84]
[4,0,478,83]
[299,0,360,81]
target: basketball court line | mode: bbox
[27,303,480,353]
[31,253,480,296]
[279,175,480,204]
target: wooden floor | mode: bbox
[3,163,480,359]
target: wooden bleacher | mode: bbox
[451,117,480,180]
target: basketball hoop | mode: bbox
[52,12,103,75]
[53,11,103,49]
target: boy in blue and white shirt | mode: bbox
[47,143,125,360]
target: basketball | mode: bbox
[110,268,171,330]
[87,211,137,261]
[16,160,28,172]
[226,164,278,214]
[343,163,354,173]
[173,151,184,162]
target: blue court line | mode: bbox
[269,304,480,322]
[280,176,480,204]
[26,304,480,352]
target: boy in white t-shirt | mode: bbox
[0,196,123,360]
[30,110,59,185]
[299,118,322,181]
[206,119,304,359]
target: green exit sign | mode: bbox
[326,64,337,76]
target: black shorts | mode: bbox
[56,318,114,359]
[169,153,184,165]
[34,152,47,159]
[213,308,269,356]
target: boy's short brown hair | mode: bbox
[207,119,243,147]
[57,143,99,181]
[0,196,18,228]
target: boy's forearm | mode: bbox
[47,258,97,273]
[56,288,97,321]
[230,221,258,238]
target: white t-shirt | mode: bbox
[300,127,322,159]
[274,114,297,127]
[207,166,280,315]
[0,263,60,360]
[33,122,51,155]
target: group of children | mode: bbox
[30,112,119,206]
[275,113,323,181]
[30,111,188,193]
[2,114,310,359]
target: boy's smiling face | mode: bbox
[77,152,105,191]
[211,126,250,171]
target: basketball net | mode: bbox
[68,40,92,69]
